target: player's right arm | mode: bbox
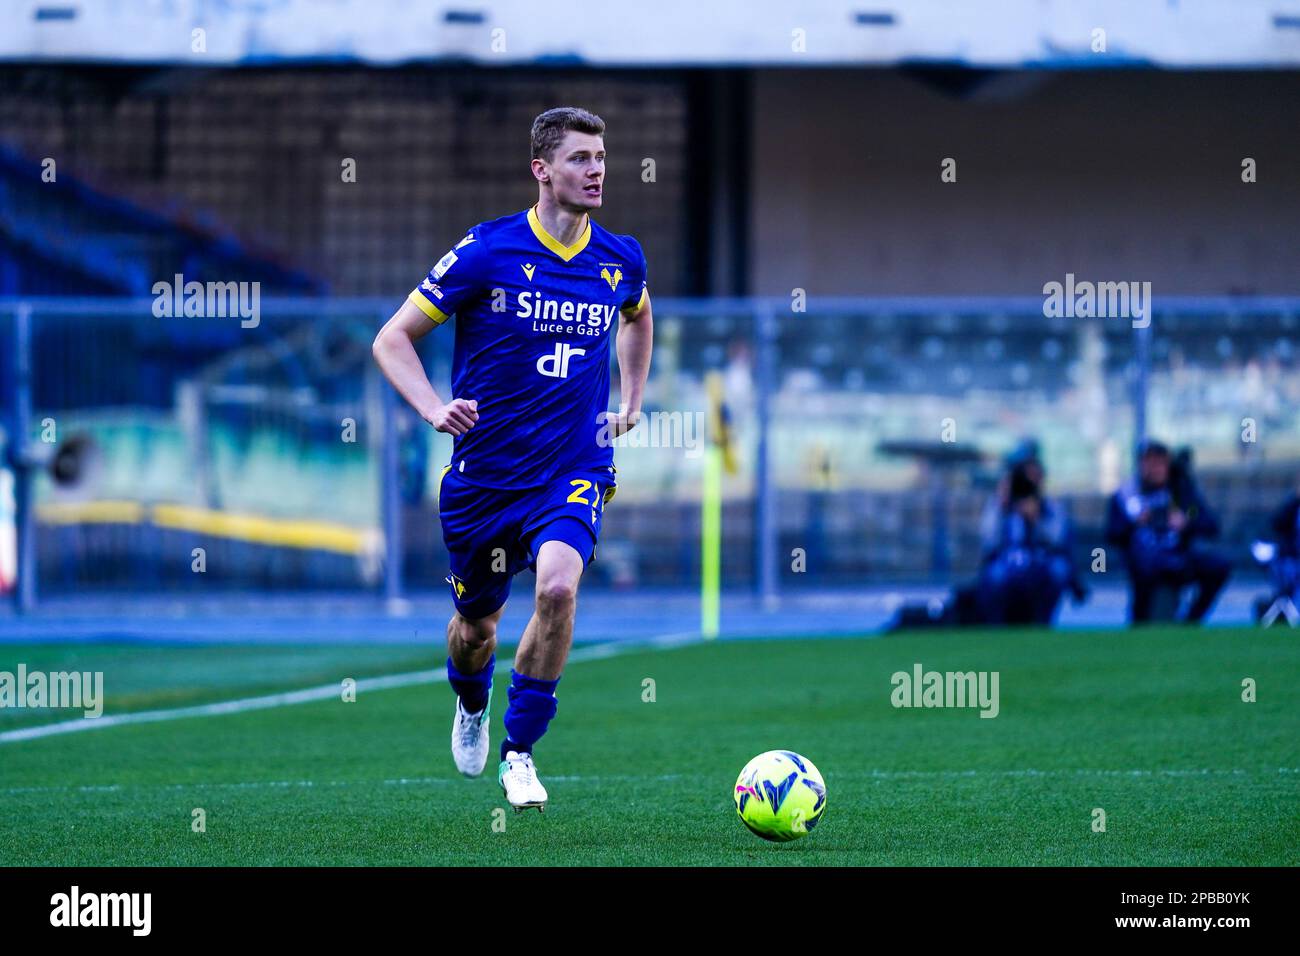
[374,231,486,435]
[372,298,479,435]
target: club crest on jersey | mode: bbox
[522,263,536,281]
[600,266,623,292]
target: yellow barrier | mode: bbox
[35,501,376,557]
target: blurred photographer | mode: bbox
[977,440,1080,625]
[1265,481,1300,602]
[1106,440,1230,624]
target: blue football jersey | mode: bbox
[408,206,648,489]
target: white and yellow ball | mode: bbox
[733,750,826,842]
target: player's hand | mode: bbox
[1014,496,1040,522]
[428,398,479,435]
[604,407,642,438]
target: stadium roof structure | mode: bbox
[4,1,1300,68]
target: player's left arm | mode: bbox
[610,289,653,437]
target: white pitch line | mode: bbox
[4,767,1295,798]
[853,768,1272,779]
[0,668,437,744]
[0,634,698,746]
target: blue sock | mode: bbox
[447,654,494,714]
[501,670,559,760]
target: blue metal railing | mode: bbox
[5,295,1300,611]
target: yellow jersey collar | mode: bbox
[527,205,591,262]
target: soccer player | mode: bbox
[371,107,653,811]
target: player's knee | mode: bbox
[535,579,577,619]
[450,612,497,650]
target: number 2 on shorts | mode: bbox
[567,479,594,506]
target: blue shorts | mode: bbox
[437,464,617,620]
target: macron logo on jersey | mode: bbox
[536,343,586,378]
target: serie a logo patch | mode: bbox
[432,249,458,280]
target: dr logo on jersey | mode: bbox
[536,342,586,378]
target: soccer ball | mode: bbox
[733,750,827,842]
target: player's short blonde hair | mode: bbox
[530,107,605,162]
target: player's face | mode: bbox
[543,131,605,211]
[1140,453,1169,486]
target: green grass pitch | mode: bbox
[0,627,1296,865]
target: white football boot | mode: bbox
[450,685,492,777]
[498,750,548,812]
